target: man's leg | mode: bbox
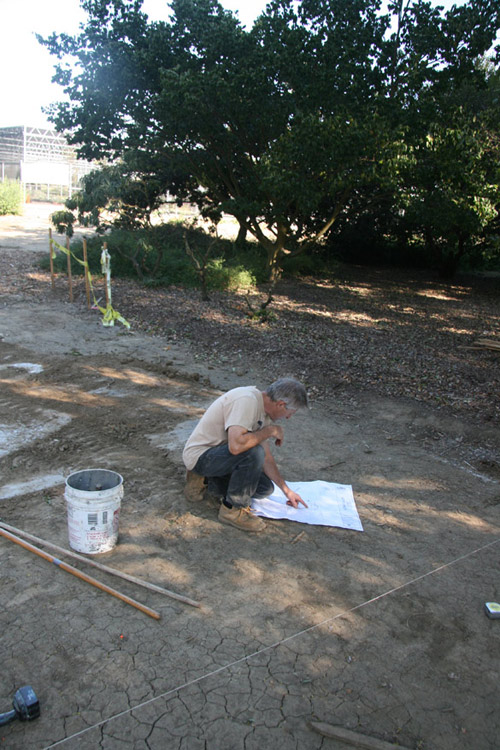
[195,443,268,507]
[253,473,274,499]
[194,444,269,532]
[206,472,273,501]
[206,475,229,500]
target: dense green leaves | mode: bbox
[39,0,500,279]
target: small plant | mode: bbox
[244,285,276,323]
[184,229,218,301]
[207,259,255,292]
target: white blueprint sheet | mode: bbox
[251,480,363,531]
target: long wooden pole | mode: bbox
[0,527,161,620]
[66,235,73,302]
[82,238,91,309]
[0,521,200,609]
[49,228,55,290]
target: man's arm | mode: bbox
[262,442,308,509]
[227,424,283,454]
[227,425,308,508]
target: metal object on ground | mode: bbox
[0,686,40,726]
[485,602,500,619]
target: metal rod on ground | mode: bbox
[66,235,73,302]
[0,521,201,609]
[82,238,91,309]
[49,228,55,290]
[0,527,161,620]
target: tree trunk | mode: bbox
[236,221,247,245]
[265,229,287,282]
[247,218,287,281]
[438,233,467,280]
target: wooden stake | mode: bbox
[0,527,161,620]
[49,228,55,290]
[82,237,91,309]
[309,722,411,750]
[66,235,73,302]
[0,521,200,609]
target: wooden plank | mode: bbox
[309,721,411,750]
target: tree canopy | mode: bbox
[40,0,500,279]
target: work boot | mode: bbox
[184,470,206,502]
[218,503,266,533]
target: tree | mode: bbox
[39,0,500,279]
[400,112,500,277]
[328,1,500,273]
[40,0,392,279]
[384,0,500,276]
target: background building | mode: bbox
[0,125,96,201]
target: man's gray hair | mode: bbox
[266,378,309,410]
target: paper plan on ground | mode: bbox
[251,480,363,531]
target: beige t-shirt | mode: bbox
[182,386,271,470]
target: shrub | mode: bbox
[0,180,22,215]
[39,221,263,292]
[206,259,256,291]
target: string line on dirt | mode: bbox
[43,536,500,749]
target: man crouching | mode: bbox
[182,378,308,532]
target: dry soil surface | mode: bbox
[0,203,499,750]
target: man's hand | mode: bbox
[285,488,308,509]
[228,423,284,454]
[272,425,284,447]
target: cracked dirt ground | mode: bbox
[0,205,499,750]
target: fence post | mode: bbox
[66,235,73,302]
[49,228,55,290]
[82,238,91,309]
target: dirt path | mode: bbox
[1,204,499,749]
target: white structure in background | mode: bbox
[0,125,96,201]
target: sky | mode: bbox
[0,0,468,130]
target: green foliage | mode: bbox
[397,111,500,277]
[246,306,276,324]
[40,222,261,293]
[39,0,500,279]
[0,180,22,216]
[64,162,167,232]
[41,233,103,276]
[205,259,255,291]
[51,210,76,237]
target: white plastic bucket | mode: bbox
[65,469,123,554]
